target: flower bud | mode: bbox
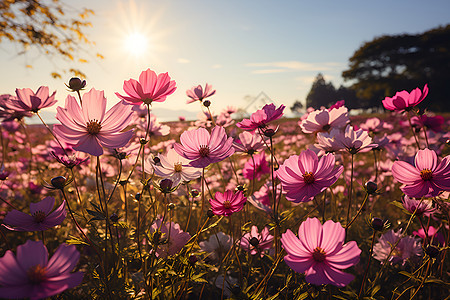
[153,157,161,164]
[202,100,211,107]
[365,181,378,195]
[66,77,86,92]
[135,193,141,201]
[51,176,67,190]
[207,209,215,218]
[159,179,174,193]
[371,217,384,231]
[188,255,198,265]
[109,213,119,223]
[190,189,200,198]
[168,202,176,210]
[263,128,276,137]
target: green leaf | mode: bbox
[66,235,89,245]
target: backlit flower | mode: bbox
[373,229,422,265]
[281,218,361,287]
[186,83,216,104]
[276,149,343,203]
[173,126,235,168]
[3,196,66,231]
[382,84,428,112]
[116,68,176,105]
[401,195,435,216]
[10,86,57,113]
[240,226,273,256]
[336,125,377,154]
[233,131,266,155]
[392,148,450,198]
[200,232,233,261]
[53,88,134,156]
[149,219,191,258]
[299,106,349,134]
[0,240,83,299]
[209,190,247,216]
[237,103,285,133]
[242,152,270,180]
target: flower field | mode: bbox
[0,69,449,299]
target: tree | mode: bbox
[0,0,100,78]
[342,25,450,111]
[305,73,336,109]
[290,99,303,115]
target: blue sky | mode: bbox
[1,0,449,121]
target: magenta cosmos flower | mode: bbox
[281,218,361,287]
[237,103,285,133]
[53,88,134,156]
[209,190,247,216]
[382,84,428,112]
[173,126,235,168]
[3,196,66,231]
[276,149,343,203]
[392,148,450,198]
[186,83,216,104]
[0,240,83,299]
[115,68,176,105]
[7,86,57,113]
[242,151,270,180]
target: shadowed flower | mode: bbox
[209,190,247,216]
[173,126,235,168]
[9,86,57,113]
[401,195,435,216]
[382,84,428,112]
[240,226,273,257]
[237,103,285,133]
[116,68,176,105]
[233,131,266,155]
[200,232,233,262]
[242,152,270,180]
[145,148,202,185]
[392,148,450,198]
[413,226,445,247]
[0,240,83,299]
[373,229,422,265]
[53,88,134,156]
[3,196,66,231]
[299,106,349,134]
[186,83,216,104]
[281,218,361,287]
[336,125,377,154]
[276,149,343,203]
[0,94,32,121]
[149,219,191,258]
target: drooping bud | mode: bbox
[66,77,86,92]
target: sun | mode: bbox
[124,32,149,57]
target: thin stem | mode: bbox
[346,153,354,229]
[406,110,421,150]
[359,230,376,299]
[346,192,369,230]
[36,112,69,157]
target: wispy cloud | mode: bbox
[211,64,222,69]
[246,61,343,74]
[178,58,190,64]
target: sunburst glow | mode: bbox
[124,32,148,56]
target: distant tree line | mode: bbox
[291,25,450,112]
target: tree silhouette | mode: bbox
[305,73,336,109]
[0,0,101,78]
[342,25,450,111]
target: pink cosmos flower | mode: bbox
[3,197,66,231]
[411,115,445,132]
[401,195,435,216]
[149,218,191,258]
[299,106,349,134]
[233,131,266,155]
[373,229,422,265]
[328,100,345,110]
[116,68,176,105]
[186,83,216,104]
[173,126,235,168]
[276,149,343,203]
[145,148,202,185]
[281,218,361,287]
[5,86,57,113]
[237,103,285,133]
[240,226,273,257]
[392,148,450,198]
[382,84,428,111]
[413,226,445,246]
[314,128,345,154]
[0,240,83,299]
[209,190,247,216]
[336,125,377,154]
[53,88,134,156]
[242,152,270,180]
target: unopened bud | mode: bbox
[365,181,378,195]
[264,128,276,137]
[66,77,86,92]
[202,100,211,107]
[109,213,119,223]
[371,217,384,231]
[188,255,198,265]
[207,209,215,218]
[51,176,67,190]
[425,245,440,258]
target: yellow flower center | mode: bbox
[86,119,102,134]
[27,265,47,283]
[303,172,315,184]
[420,169,433,181]
[223,200,232,209]
[32,211,46,223]
[174,163,183,173]
[312,247,326,262]
[199,145,210,157]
